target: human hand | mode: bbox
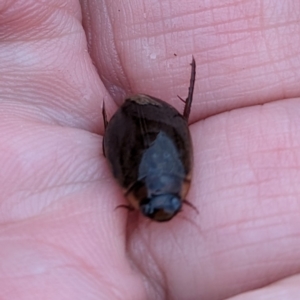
[1,1,300,299]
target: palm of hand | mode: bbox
[1,1,300,299]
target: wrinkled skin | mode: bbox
[1,1,300,299]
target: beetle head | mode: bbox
[140,194,182,222]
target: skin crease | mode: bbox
[0,0,300,299]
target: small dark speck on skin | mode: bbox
[174,53,177,56]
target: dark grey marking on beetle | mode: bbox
[138,131,185,194]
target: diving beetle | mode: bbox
[103,57,196,222]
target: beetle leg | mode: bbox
[102,101,108,157]
[102,101,108,130]
[177,95,185,103]
[183,56,196,121]
[124,178,146,197]
[115,204,135,211]
[102,141,106,157]
[183,199,199,214]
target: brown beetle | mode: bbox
[103,58,196,222]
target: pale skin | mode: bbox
[1,0,300,299]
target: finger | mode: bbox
[227,274,300,299]
[128,98,300,299]
[81,0,300,123]
[0,1,144,299]
[0,0,111,133]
